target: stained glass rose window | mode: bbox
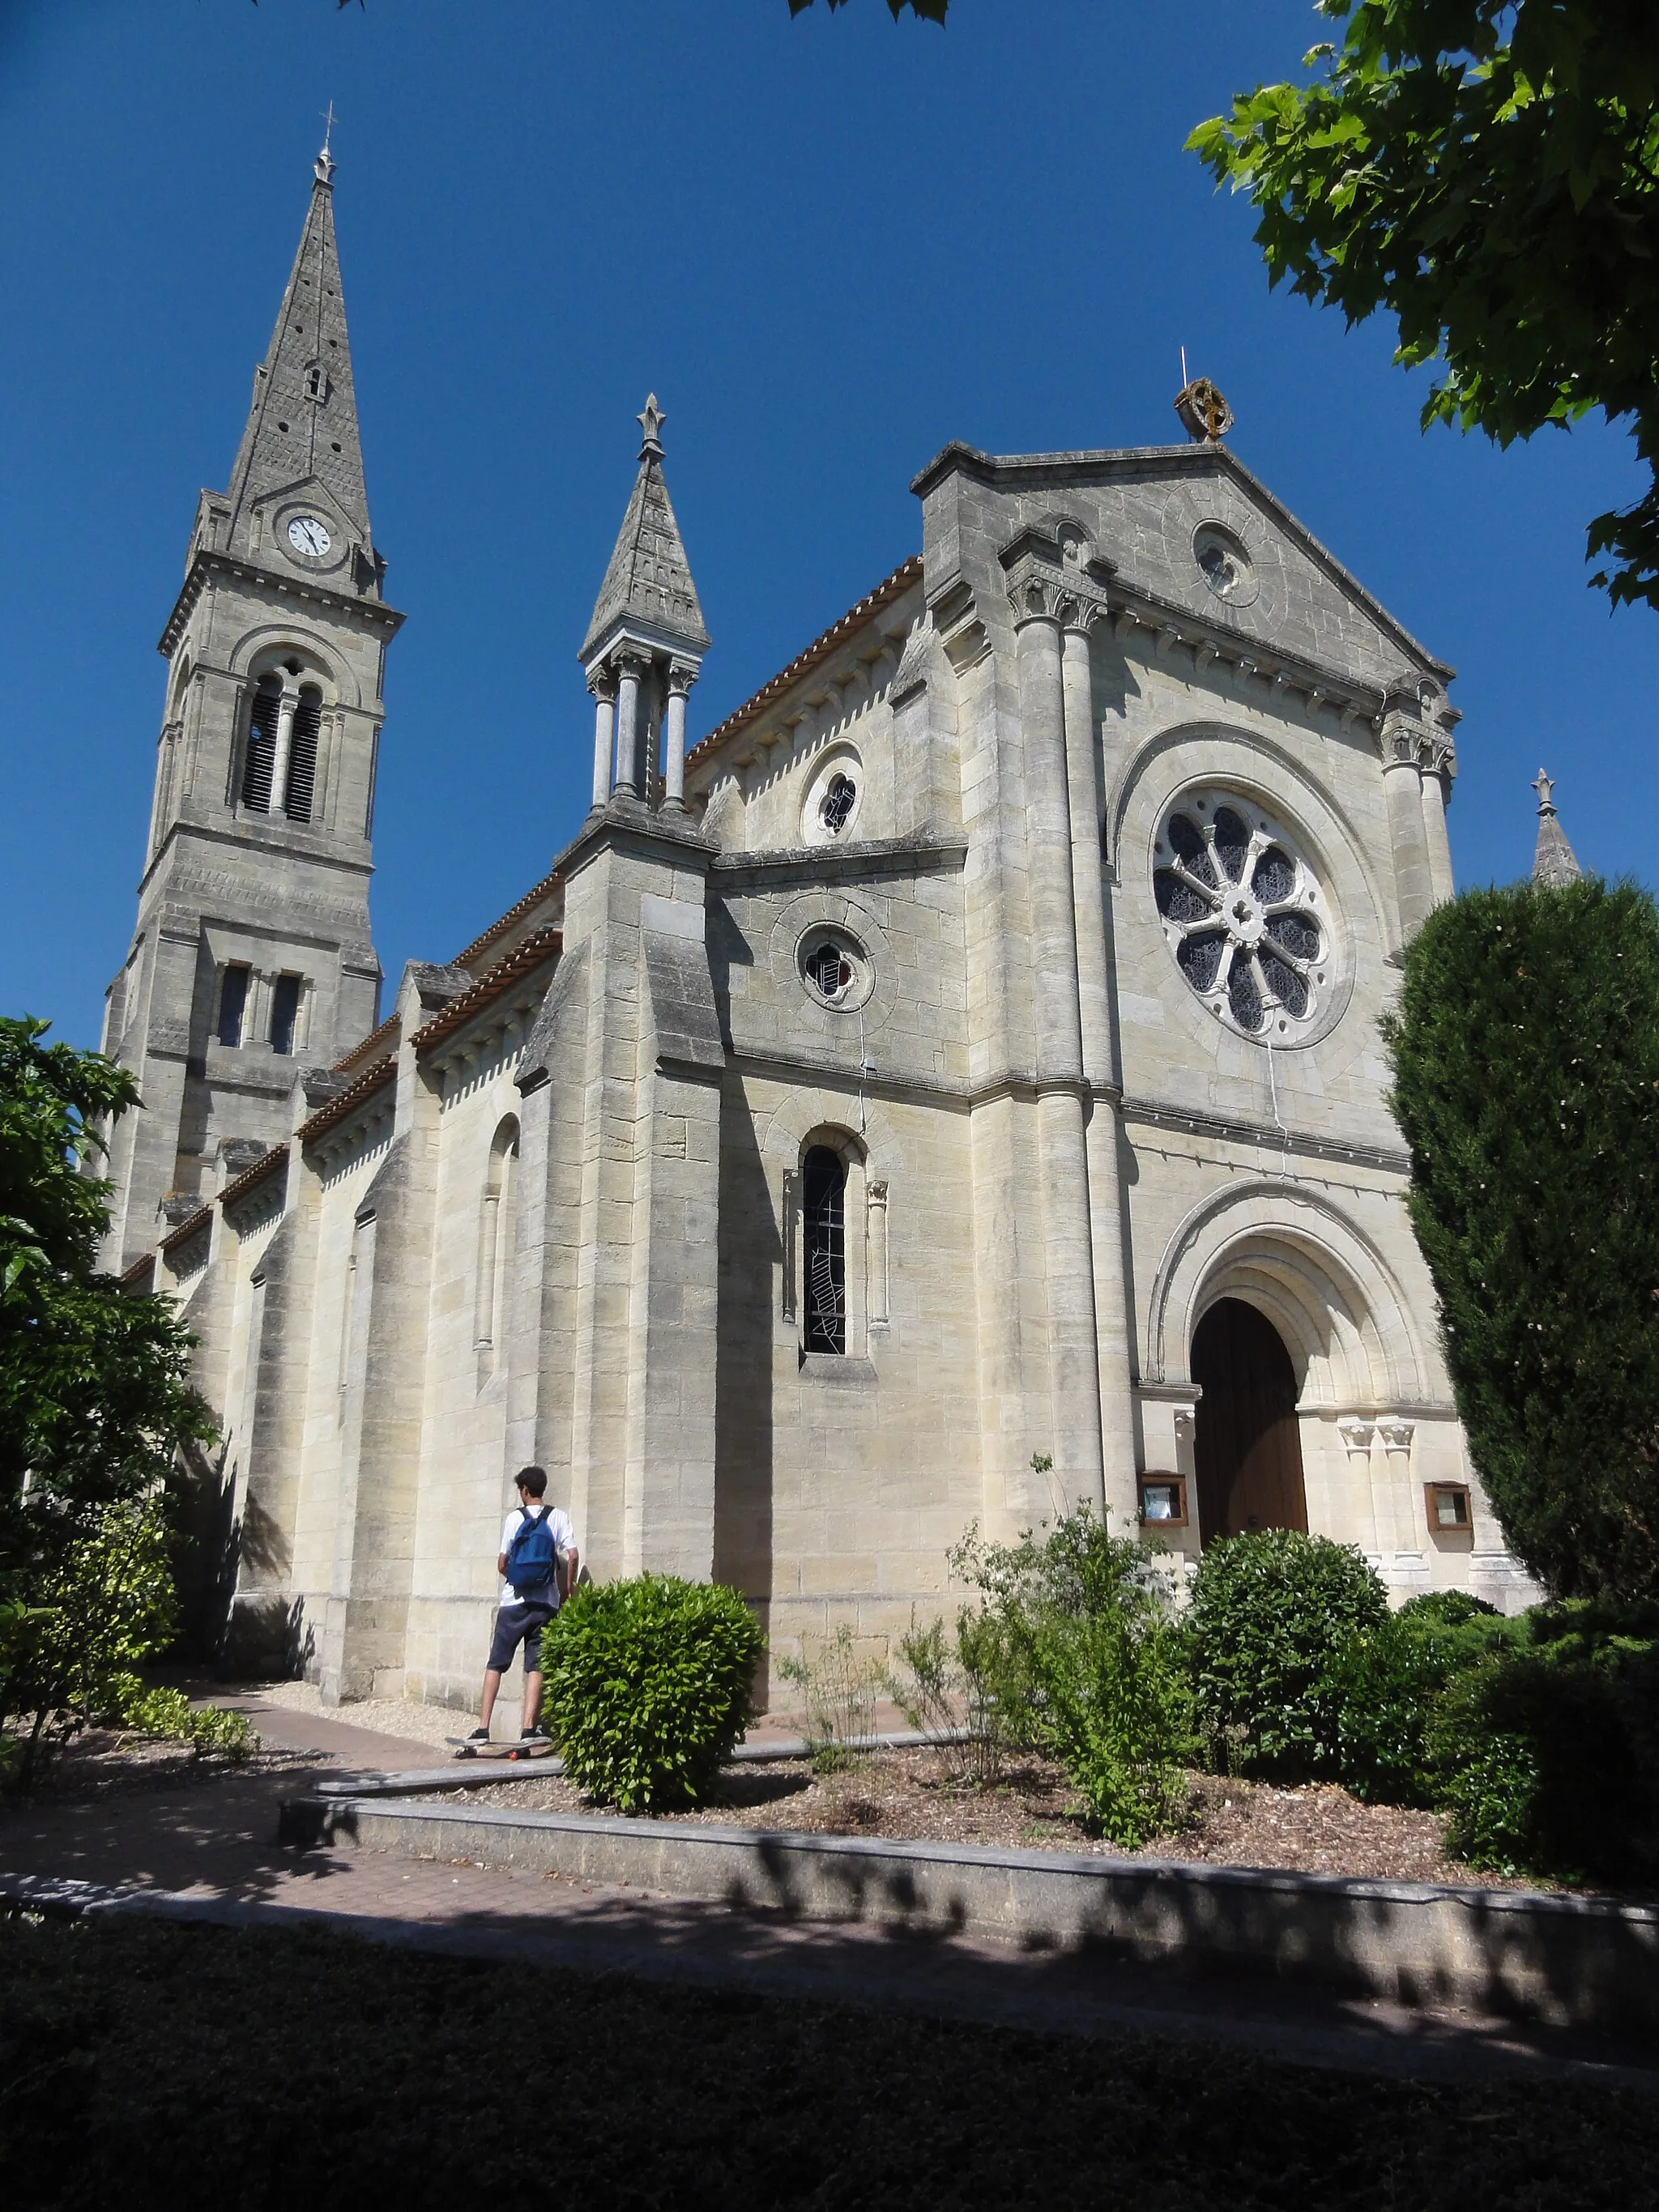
[1153,795,1328,1038]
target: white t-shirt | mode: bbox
[499,1504,575,1606]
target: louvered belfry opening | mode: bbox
[284,687,322,821]
[803,1144,847,1355]
[241,680,281,811]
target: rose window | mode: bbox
[1153,795,1327,1038]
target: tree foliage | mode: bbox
[0,1017,213,1592]
[1385,880,1659,1601]
[1190,2,1659,612]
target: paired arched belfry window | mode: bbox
[803,1144,847,1355]
[240,676,322,822]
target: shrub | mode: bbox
[539,1575,763,1813]
[887,1607,1011,1788]
[1385,878,1659,1604]
[1430,1601,1659,1882]
[778,1622,886,1773]
[1186,1530,1387,1779]
[106,1679,258,1762]
[953,1508,1192,1846]
[1332,1597,1522,1806]
[0,1498,179,1788]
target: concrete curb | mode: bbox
[279,1792,1659,2038]
[312,1729,957,1801]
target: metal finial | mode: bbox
[637,393,666,459]
[315,101,337,185]
[1533,768,1556,815]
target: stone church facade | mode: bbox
[102,155,1532,1708]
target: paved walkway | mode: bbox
[3,1694,1654,2092]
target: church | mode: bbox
[100,149,1534,1708]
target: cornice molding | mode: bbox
[159,548,406,658]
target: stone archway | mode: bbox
[1191,1297,1308,1541]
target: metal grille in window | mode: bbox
[1153,795,1327,1038]
[284,691,322,822]
[802,1145,846,1354]
[820,773,857,835]
[806,941,853,1001]
[241,685,279,812]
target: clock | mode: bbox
[287,515,332,558]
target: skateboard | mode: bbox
[447,1736,558,1762]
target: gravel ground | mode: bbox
[239,1679,475,1750]
[420,1745,1553,1891]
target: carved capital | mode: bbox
[1377,1417,1417,1457]
[1337,1417,1375,1461]
[666,657,699,699]
[586,664,618,704]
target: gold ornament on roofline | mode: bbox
[1175,376,1235,444]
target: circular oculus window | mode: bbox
[1192,522,1257,607]
[797,924,873,1012]
[1153,794,1328,1039]
[800,750,864,845]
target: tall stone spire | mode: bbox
[581,394,710,665]
[223,135,377,574]
[1532,769,1582,888]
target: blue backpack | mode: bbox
[505,1506,560,1600]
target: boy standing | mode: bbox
[466,1466,578,1746]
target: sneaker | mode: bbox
[464,1726,490,1744]
[520,1724,550,1744]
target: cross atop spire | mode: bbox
[220,142,377,585]
[1532,768,1582,888]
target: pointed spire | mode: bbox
[223,138,374,573]
[1532,769,1582,889]
[580,394,710,665]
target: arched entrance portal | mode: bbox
[1192,1298,1308,1542]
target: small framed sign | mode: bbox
[1423,1481,1472,1532]
[1138,1472,1188,1528]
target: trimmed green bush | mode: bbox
[106,1679,258,1762]
[1332,1595,1523,1807]
[540,1575,764,1813]
[1385,878,1659,1604]
[953,1508,1192,1845]
[1186,1530,1387,1779]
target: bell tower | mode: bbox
[100,138,402,1271]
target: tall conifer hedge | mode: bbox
[1385,879,1659,1602]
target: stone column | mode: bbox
[1381,696,1435,940]
[1014,598,1103,1508]
[664,659,697,812]
[1421,739,1456,910]
[588,667,617,810]
[612,653,645,799]
[269,686,300,819]
[1061,613,1137,1525]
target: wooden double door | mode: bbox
[1191,1298,1308,1543]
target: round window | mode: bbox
[1153,794,1328,1039]
[798,925,872,1012]
[1192,523,1257,607]
[800,748,864,846]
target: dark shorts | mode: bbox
[487,1599,556,1675]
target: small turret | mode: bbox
[1531,769,1582,889]
[579,396,709,814]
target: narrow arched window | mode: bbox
[241,678,280,812]
[284,686,322,822]
[803,1144,847,1354]
[476,1117,521,1368]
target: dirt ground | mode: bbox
[424,1745,1550,1891]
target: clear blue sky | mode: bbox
[4,0,1655,1051]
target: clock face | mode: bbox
[287,515,332,558]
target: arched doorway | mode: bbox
[1192,1298,1308,1542]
